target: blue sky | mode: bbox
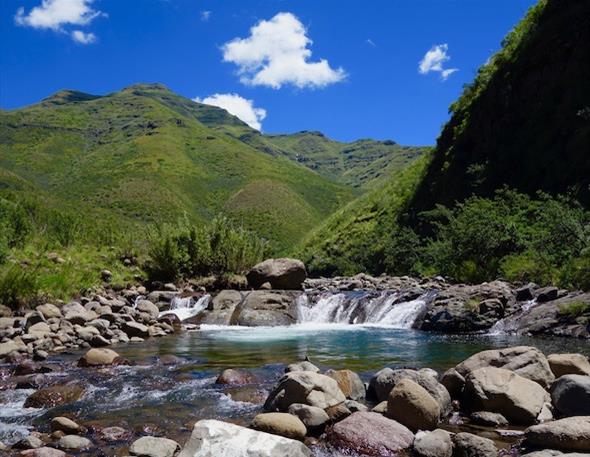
[0,0,537,145]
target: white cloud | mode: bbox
[15,0,103,43]
[200,10,211,22]
[418,44,458,81]
[222,12,346,89]
[71,29,96,44]
[194,93,267,131]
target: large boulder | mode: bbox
[286,361,320,373]
[78,348,123,367]
[413,429,453,457]
[326,412,414,456]
[129,436,180,457]
[454,346,555,388]
[246,258,306,290]
[548,354,590,378]
[387,378,440,432]
[368,368,451,415]
[177,419,311,457]
[524,416,590,452]
[551,375,590,416]
[326,369,365,400]
[194,290,242,325]
[264,371,346,411]
[24,384,85,408]
[251,413,306,441]
[453,432,498,457]
[287,404,330,435]
[463,366,550,425]
[135,300,159,320]
[36,304,62,319]
[231,291,301,326]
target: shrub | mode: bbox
[558,301,589,318]
[0,264,39,311]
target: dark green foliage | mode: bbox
[382,227,423,276]
[0,264,39,311]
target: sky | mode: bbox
[0,0,537,145]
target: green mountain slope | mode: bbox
[0,84,353,252]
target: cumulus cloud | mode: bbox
[418,44,458,81]
[15,0,103,44]
[194,93,267,131]
[222,12,346,89]
[200,10,211,22]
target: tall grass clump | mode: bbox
[0,264,40,312]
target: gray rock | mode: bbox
[551,375,590,416]
[58,435,92,451]
[286,361,320,373]
[413,429,453,457]
[453,432,498,457]
[470,411,509,427]
[442,368,465,398]
[36,304,62,319]
[122,321,149,338]
[0,340,20,357]
[344,400,369,412]
[325,369,366,400]
[548,354,590,378]
[15,434,44,449]
[246,258,307,290]
[525,416,590,452]
[177,419,311,457]
[251,412,307,441]
[19,448,67,457]
[129,436,180,457]
[136,300,159,319]
[232,291,301,326]
[387,378,440,432]
[288,403,330,434]
[50,417,80,433]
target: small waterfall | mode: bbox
[159,295,211,321]
[489,299,537,335]
[297,291,428,329]
[132,295,145,309]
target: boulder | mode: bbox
[326,369,365,400]
[251,413,306,441]
[441,368,466,398]
[413,429,453,457]
[551,375,590,416]
[326,403,352,422]
[50,417,80,434]
[387,378,440,431]
[15,435,43,449]
[264,371,346,411]
[287,404,330,435]
[24,384,85,408]
[453,432,498,457]
[57,435,92,451]
[19,448,67,457]
[122,321,150,338]
[454,346,555,388]
[177,419,311,457]
[0,340,20,358]
[136,300,159,320]
[525,416,590,451]
[326,412,414,456]
[36,304,62,319]
[78,348,122,367]
[246,258,307,290]
[195,290,242,325]
[463,367,550,425]
[470,411,509,427]
[286,361,320,373]
[231,290,300,326]
[548,354,590,378]
[537,287,559,303]
[215,368,257,385]
[129,436,180,457]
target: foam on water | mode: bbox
[159,294,211,321]
[0,389,43,445]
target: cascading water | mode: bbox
[159,294,211,321]
[297,291,428,329]
[489,299,537,335]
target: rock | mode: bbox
[28,322,51,335]
[215,368,257,385]
[345,400,369,413]
[129,436,180,457]
[264,371,346,411]
[136,300,159,320]
[251,412,307,440]
[442,368,466,398]
[517,284,536,301]
[551,375,590,416]
[368,367,451,415]
[15,435,44,449]
[413,429,453,457]
[232,290,301,326]
[50,417,80,434]
[325,403,352,422]
[470,411,509,427]
[101,269,112,282]
[463,367,550,425]
[246,258,306,290]
[525,416,590,451]
[454,346,555,388]
[372,401,388,414]
[58,435,92,451]
[122,321,150,338]
[19,448,67,457]
[326,412,414,456]
[387,378,440,431]
[548,354,590,378]
[24,383,85,408]
[286,361,320,373]
[78,348,122,367]
[177,419,311,457]
[326,369,365,400]
[0,340,20,358]
[537,287,559,302]
[287,404,330,435]
[453,432,498,457]
[520,452,563,457]
[36,304,62,319]
[99,426,131,442]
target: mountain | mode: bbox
[0,83,424,253]
[300,0,590,274]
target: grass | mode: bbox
[558,301,590,318]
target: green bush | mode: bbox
[0,264,39,311]
[558,301,589,318]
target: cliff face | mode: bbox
[408,0,590,225]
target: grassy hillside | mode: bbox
[0,83,353,253]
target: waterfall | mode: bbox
[297,291,428,329]
[159,295,211,321]
[489,299,537,335]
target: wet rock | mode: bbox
[288,403,330,435]
[326,412,414,456]
[14,434,44,449]
[251,412,307,440]
[225,386,267,404]
[463,367,550,425]
[50,417,80,434]
[453,432,498,457]
[264,371,346,411]
[517,284,536,301]
[442,367,465,398]
[99,426,131,442]
[413,428,453,457]
[246,258,307,290]
[537,287,559,303]
[551,375,590,416]
[454,346,555,388]
[58,435,92,451]
[286,361,320,373]
[548,354,590,378]
[232,290,301,326]
[123,321,150,338]
[525,416,590,451]
[159,355,184,365]
[177,419,311,457]
[387,378,440,432]
[129,436,180,457]
[470,411,509,427]
[24,383,85,408]
[78,348,123,367]
[215,368,257,385]
[325,369,365,400]
[19,448,67,457]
